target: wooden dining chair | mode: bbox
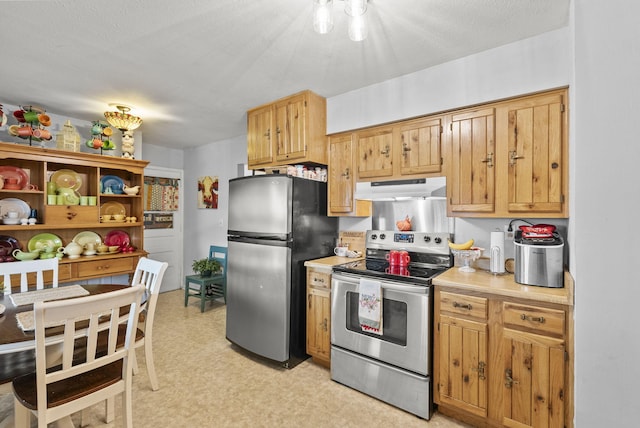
[11,284,145,428]
[129,257,168,391]
[0,258,59,294]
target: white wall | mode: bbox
[328,28,571,134]
[573,1,640,426]
[142,142,184,170]
[181,135,247,274]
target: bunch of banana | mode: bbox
[448,239,474,250]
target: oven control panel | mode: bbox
[366,230,451,255]
[394,233,414,243]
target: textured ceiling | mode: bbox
[0,0,570,149]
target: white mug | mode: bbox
[334,246,348,257]
[5,211,19,219]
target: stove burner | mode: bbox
[333,230,454,285]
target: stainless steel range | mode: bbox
[331,230,452,420]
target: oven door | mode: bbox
[331,272,431,376]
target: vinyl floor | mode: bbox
[0,289,471,427]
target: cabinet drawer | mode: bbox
[46,206,98,225]
[308,271,331,289]
[502,302,565,336]
[439,291,488,320]
[75,257,135,279]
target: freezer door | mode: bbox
[225,239,291,362]
[228,175,292,238]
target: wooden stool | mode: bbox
[184,273,225,312]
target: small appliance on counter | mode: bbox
[514,224,564,288]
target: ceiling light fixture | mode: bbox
[313,0,368,42]
[104,104,143,133]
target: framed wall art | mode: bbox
[197,176,219,209]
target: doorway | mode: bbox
[144,165,184,292]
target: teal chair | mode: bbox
[184,246,227,312]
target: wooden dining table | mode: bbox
[0,284,130,355]
[0,284,131,428]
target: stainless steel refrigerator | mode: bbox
[225,175,338,368]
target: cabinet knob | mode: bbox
[380,145,390,156]
[520,314,545,323]
[452,301,472,311]
[509,150,524,166]
[505,368,519,388]
[341,168,350,179]
[481,152,494,168]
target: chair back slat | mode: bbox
[0,258,59,294]
[208,245,227,279]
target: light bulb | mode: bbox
[348,13,368,41]
[345,0,367,17]
[313,0,334,34]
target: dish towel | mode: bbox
[358,278,383,335]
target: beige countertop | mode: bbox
[304,256,363,270]
[433,268,574,306]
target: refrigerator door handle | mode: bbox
[228,235,291,247]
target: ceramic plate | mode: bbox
[51,169,82,190]
[0,198,30,219]
[104,230,130,249]
[0,235,20,258]
[72,231,102,247]
[100,175,125,194]
[0,166,29,190]
[100,201,126,216]
[27,233,63,252]
[58,187,81,205]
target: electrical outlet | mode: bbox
[504,224,515,241]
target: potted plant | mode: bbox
[192,258,221,277]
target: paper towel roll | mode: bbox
[490,231,505,274]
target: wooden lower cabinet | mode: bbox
[306,267,332,367]
[434,287,572,428]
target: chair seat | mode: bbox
[12,360,123,410]
[184,274,226,312]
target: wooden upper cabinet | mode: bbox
[504,92,566,214]
[328,134,355,214]
[399,117,443,176]
[275,93,307,162]
[448,108,496,214]
[247,104,274,167]
[247,90,327,169]
[356,126,394,179]
[445,87,568,218]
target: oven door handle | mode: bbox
[375,282,428,294]
[332,273,429,295]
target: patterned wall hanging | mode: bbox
[144,176,180,211]
[197,176,218,209]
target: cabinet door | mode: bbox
[437,314,488,417]
[506,93,566,214]
[448,108,496,213]
[247,105,274,167]
[356,127,393,179]
[502,328,565,428]
[275,94,307,162]
[399,117,442,175]
[307,286,331,361]
[328,134,355,214]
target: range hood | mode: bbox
[355,177,446,200]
